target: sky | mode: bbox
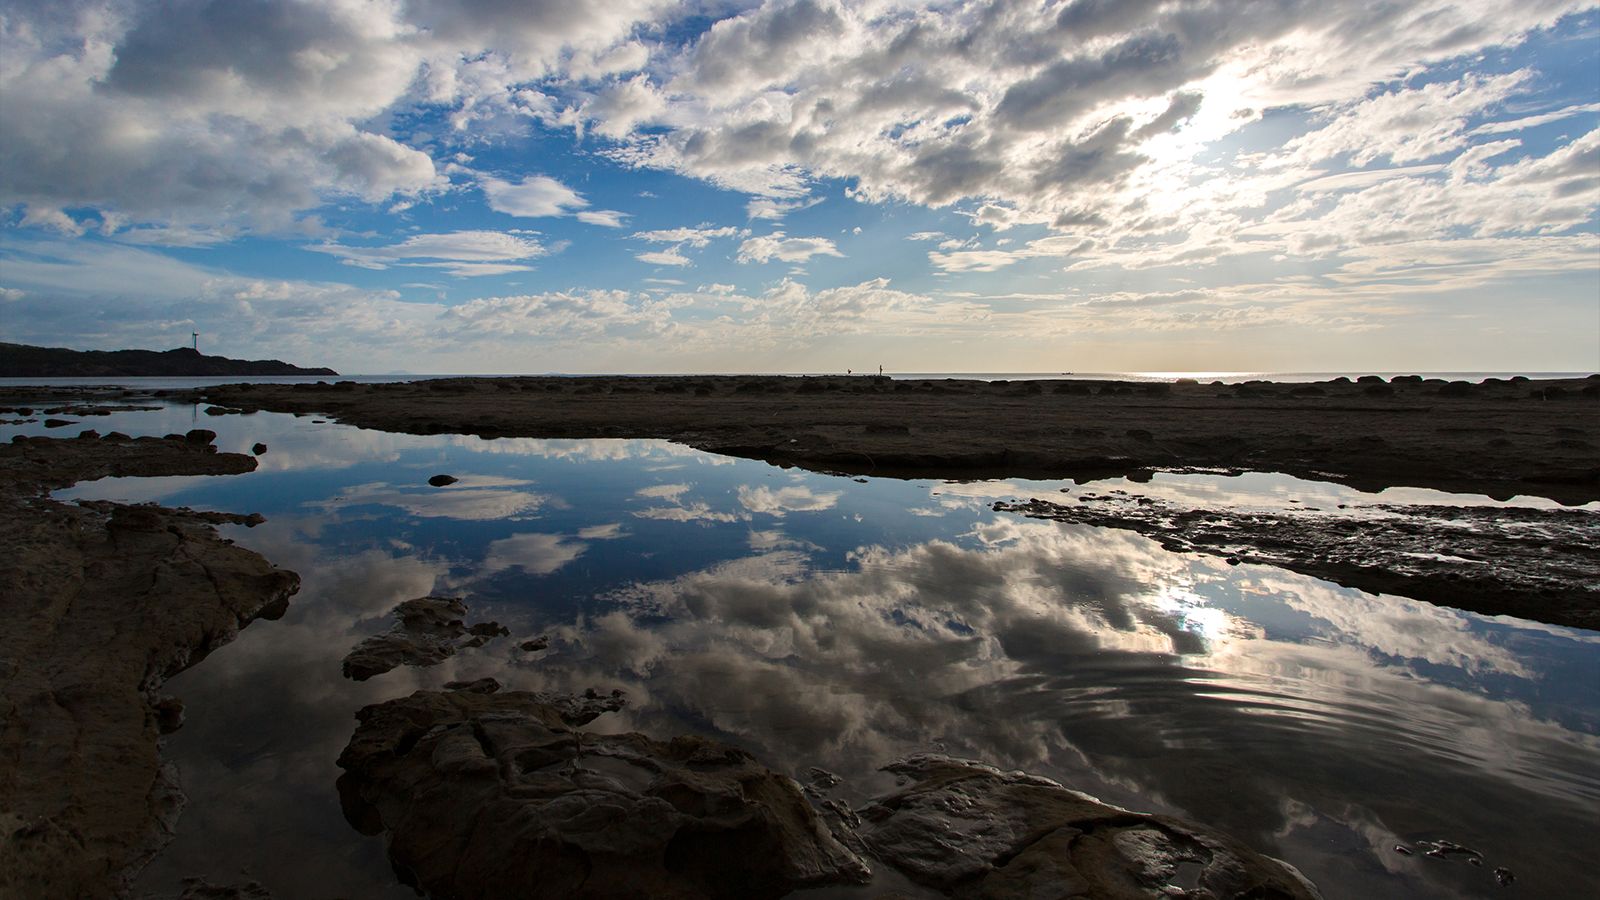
[1,0,1597,375]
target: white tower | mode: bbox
[192,331,199,351]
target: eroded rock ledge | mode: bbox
[337,686,1320,899]
[0,433,297,899]
[853,755,1321,899]
[993,494,1600,630]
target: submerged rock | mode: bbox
[853,755,1321,899]
[427,473,458,487]
[340,596,507,681]
[335,689,869,899]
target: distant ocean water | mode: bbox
[0,370,1593,390]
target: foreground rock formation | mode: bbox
[337,686,1320,899]
[194,374,1600,505]
[996,493,1600,630]
[0,433,297,898]
[336,685,867,899]
[851,755,1321,899]
[341,596,508,681]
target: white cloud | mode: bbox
[635,247,693,266]
[631,226,742,247]
[747,196,823,220]
[576,209,630,228]
[306,231,549,276]
[737,485,841,517]
[479,175,588,217]
[737,232,843,264]
[1295,165,1448,193]
[482,532,588,576]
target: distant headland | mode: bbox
[0,343,338,377]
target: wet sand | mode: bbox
[189,374,1600,505]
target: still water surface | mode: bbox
[8,405,1598,898]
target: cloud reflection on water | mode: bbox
[27,407,1593,899]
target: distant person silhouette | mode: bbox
[878,364,883,376]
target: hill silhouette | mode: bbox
[0,343,338,377]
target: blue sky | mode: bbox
[1,0,1597,374]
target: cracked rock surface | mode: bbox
[335,687,871,900]
[0,434,297,899]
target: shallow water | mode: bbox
[8,404,1599,898]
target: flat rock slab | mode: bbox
[335,688,870,900]
[340,596,508,681]
[0,435,297,899]
[853,755,1322,899]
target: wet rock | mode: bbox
[335,689,868,899]
[427,473,458,487]
[153,696,186,734]
[995,494,1600,630]
[183,428,216,445]
[170,876,274,899]
[251,442,267,455]
[340,596,507,681]
[0,436,294,898]
[42,418,74,428]
[855,755,1320,899]
[443,677,501,694]
[519,634,551,652]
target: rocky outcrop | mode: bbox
[852,755,1322,899]
[334,687,871,899]
[994,492,1600,629]
[0,434,297,898]
[340,596,508,681]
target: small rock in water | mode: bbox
[340,596,505,681]
[251,442,267,455]
[443,677,500,694]
[518,635,550,652]
[427,474,458,487]
[1394,844,1414,855]
[1494,866,1515,886]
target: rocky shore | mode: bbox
[192,374,1600,505]
[0,431,298,898]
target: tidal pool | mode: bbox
[9,403,1598,898]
